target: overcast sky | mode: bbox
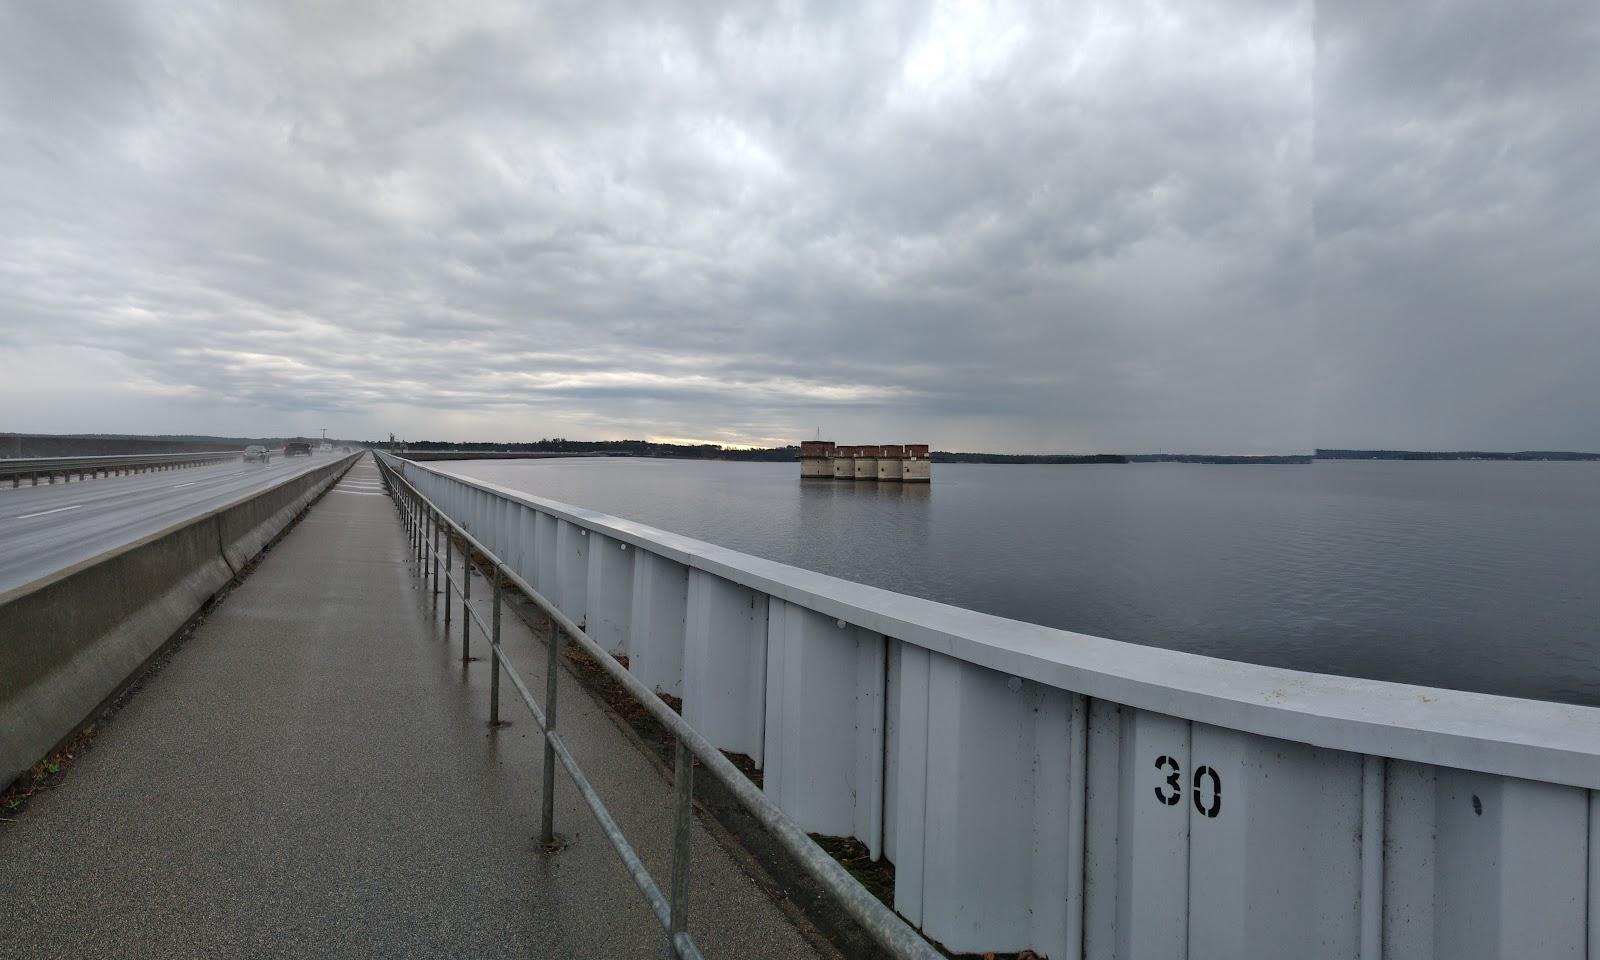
[0,1,1593,452]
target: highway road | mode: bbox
[0,451,355,595]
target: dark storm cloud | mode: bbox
[1314,0,1600,450]
[9,1,1587,451]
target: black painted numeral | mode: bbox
[1153,755,1182,805]
[1193,764,1222,818]
[1152,757,1223,817]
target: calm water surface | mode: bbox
[438,458,1600,706]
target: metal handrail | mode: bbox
[373,452,939,960]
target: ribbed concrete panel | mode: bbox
[1186,725,1363,958]
[1085,703,1191,960]
[883,639,906,866]
[584,534,634,655]
[683,570,768,764]
[1384,763,1589,959]
[763,599,884,846]
[534,512,558,598]
[1383,760,1438,958]
[1589,792,1600,960]
[514,503,537,590]
[1433,770,1586,959]
[628,549,688,697]
[889,643,928,923]
[554,520,588,625]
[893,654,1087,958]
[492,497,510,560]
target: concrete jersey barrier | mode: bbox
[0,454,358,788]
[392,454,1600,960]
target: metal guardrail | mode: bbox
[386,453,1600,958]
[1,451,239,486]
[373,452,939,960]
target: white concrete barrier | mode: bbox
[397,456,1600,960]
[0,454,359,789]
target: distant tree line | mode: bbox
[1316,449,1600,461]
[1126,454,1315,464]
[933,452,1130,464]
[374,438,801,461]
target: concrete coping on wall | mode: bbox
[399,457,1600,790]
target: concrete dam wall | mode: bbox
[393,455,1600,959]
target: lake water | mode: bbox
[436,457,1600,706]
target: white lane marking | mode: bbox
[333,490,385,496]
[173,480,204,488]
[14,504,84,520]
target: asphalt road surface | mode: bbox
[0,451,350,595]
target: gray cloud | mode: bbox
[0,1,1589,451]
[1314,0,1600,450]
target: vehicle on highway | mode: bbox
[285,440,312,457]
[241,445,269,462]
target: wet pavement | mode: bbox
[0,456,823,959]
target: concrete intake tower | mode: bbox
[799,441,930,482]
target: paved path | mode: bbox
[0,456,822,959]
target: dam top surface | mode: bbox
[0,457,821,959]
[402,456,1600,790]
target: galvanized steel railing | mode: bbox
[1,451,239,487]
[373,452,939,960]
[381,452,1600,960]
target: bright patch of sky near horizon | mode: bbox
[1,0,1595,453]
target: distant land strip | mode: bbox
[4,434,1596,464]
[1315,449,1600,462]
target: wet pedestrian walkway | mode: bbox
[0,456,823,959]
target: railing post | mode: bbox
[669,736,694,954]
[431,511,441,610]
[540,616,560,844]
[461,549,472,663]
[444,534,453,629]
[490,567,503,725]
